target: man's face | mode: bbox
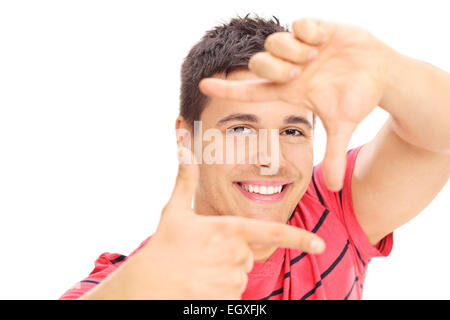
[189,70,314,225]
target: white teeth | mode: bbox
[240,183,284,195]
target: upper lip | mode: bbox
[236,180,290,186]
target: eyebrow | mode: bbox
[216,113,258,126]
[283,115,313,129]
[216,113,312,129]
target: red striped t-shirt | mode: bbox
[60,145,393,300]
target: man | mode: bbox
[60,15,449,300]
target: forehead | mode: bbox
[201,69,314,125]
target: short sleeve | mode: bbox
[59,252,126,300]
[59,236,152,300]
[312,145,393,263]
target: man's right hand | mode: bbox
[81,147,325,300]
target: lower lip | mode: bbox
[233,182,290,204]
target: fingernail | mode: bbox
[318,26,327,44]
[177,145,191,165]
[319,33,327,44]
[310,239,325,253]
[290,67,300,79]
[308,50,318,60]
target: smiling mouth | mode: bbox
[233,181,291,203]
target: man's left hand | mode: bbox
[199,17,397,191]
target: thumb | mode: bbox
[167,145,199,210]
[322,121,356,191]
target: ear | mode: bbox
[175,115,193,150]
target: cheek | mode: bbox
[197,164,240,212]
[282,143,314,177]
[198,164,233,191]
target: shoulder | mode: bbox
[59,252,127,300]
[59,236,152,300]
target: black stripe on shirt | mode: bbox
[380,237,387,253]
[354,246,366,267]
[311,209,329,234]
[80,280,100,285]
[259,208,331,300]
[260,288,284,300]
[290,209,329,266]
[377,239,383,250]
[288,208,296,222]
[321,240,350,279]
[300,280,322,300]
[110,255,126,264]
[311,169,325,206]
[299,240,350,300]
[289,252,307,267]
[344,276,359,300]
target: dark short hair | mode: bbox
[179,15,289,126]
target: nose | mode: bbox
[247,129,284,175]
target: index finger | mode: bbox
[230,217,326,254]
[199,78,281,103]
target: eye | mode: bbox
[281,128,304,137]
[226,126,255,135]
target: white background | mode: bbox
[0,0,448,299]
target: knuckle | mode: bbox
[301,17,315,27]
[293,18,316,39]
[268,227,284,243]
[296,231,308,247]
[293,43,307,58]
[292,18,306,32]
[283,62,295,75]
[248,57,257,73]
[279,60,295,81]
[233,248,249,265]
[267,65,289,83]
[264,33,278,50]
[252,51,266,61]
[212,218,235,236]
[249,52,266,70]
[296,52,307,63]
